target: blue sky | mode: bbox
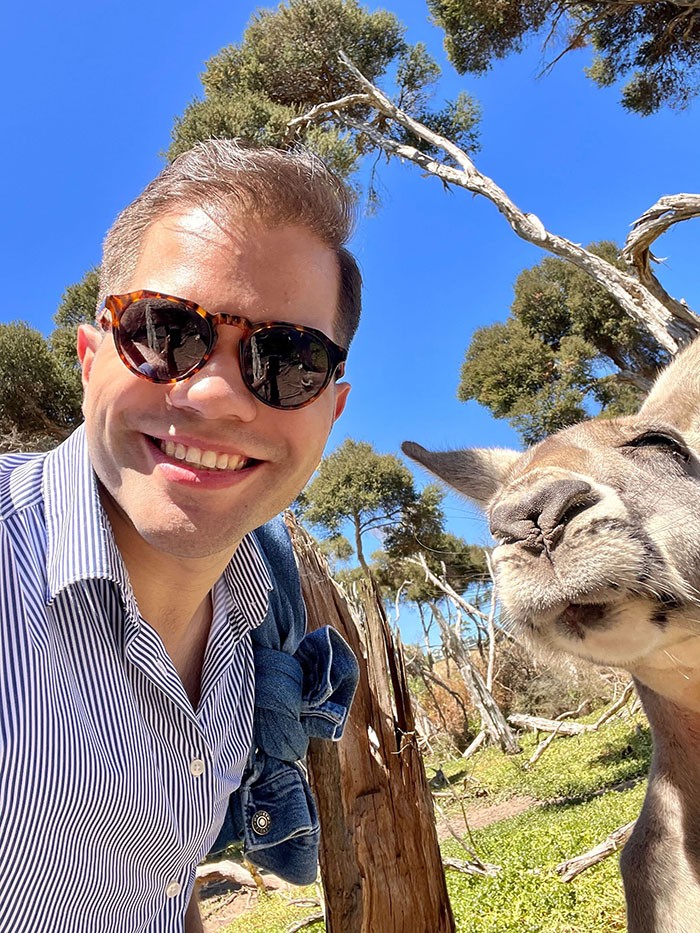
[3,1,699,638]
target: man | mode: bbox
[0,140,360,930]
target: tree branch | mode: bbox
[407,552,490,623]
[611,369,655,392]
[284,92,371,143]
[290,52,700,354]
[622,194,700,323]
[556,820,637,881]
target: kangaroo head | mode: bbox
[403,340,700,709]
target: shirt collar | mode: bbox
[223,533,273,636]
[43,425,127,602]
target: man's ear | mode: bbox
[332,381,351,423]
[76,324,102,391]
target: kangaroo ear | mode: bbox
[402,441,521,509]
[639,340,700,433]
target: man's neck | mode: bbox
[101,493,240,707]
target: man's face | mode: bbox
[78,208,350,561]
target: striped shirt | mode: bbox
[0,426,272,931]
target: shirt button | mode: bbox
[190,758,205,777]
[165,881,182,898]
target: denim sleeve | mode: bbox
[210,516,359,884]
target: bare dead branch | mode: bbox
[593,680,636,728]
[196,859,266,889]
[622,194,700,322]
[286,912,326,932]
[407,552,490,623]
[443,856,501,877]
[284,92,371,143]
[556,820,637,881]
[527,722,567,766]
[509,712,595,735]
[624,194,700,271]
[290,53,700,353]
[484,551,497,692]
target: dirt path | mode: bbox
[437,794,539,838]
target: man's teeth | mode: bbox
[160,440,249,471]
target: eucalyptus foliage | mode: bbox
[295,438,418,570]
[168,0,480,177]
[428,0,700,114]
[458,241,668,444]
[297,438,486,602]
[0,322,82,450]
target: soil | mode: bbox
[199,870,299,931]
[436,793,539,838]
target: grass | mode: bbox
[207,884,323,933]
[444,781,646,932]
[213,713,651,932]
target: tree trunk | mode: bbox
[285,513,455,933]
[352,512,369,574]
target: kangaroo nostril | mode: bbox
[490,479,596,546]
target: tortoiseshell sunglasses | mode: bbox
[97,290,347,411]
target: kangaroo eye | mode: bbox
[626,432,689,461]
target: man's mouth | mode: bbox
[156,438,253,472]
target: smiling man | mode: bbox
[0,141,360,931]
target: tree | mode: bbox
[53,267,101,329]
[376,483,488,601]
[168,0,480,186]
[0,267,99,451]
[458,242,669,443]
[428,0,700,114]
[295,438,421,572]
[0,322,82,451]
[49,267,101,408]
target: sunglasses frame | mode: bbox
[97,289,348,410]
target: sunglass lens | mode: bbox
[118,298,212,382]
[241,327,331,408]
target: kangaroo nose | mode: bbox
[490,479,595,548]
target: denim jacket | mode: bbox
[211,516,359,884]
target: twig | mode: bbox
[593,680,636,729]
[286,911,325,932]
[484,551,497,692]
[443,856,501,877]
[527,721,566,767]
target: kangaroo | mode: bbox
[403,338,700,933]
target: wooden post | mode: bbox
[286,514,455,933]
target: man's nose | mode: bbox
[166,337,258,422]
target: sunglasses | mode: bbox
[97,290,348,411]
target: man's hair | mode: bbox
[99,139,362,347]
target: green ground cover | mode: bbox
[217,715,650,932]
